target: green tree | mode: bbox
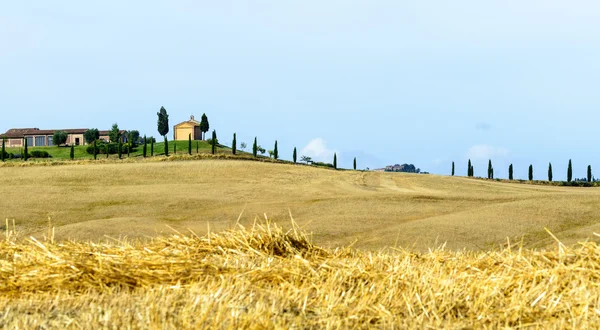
[151,139,154,156]
[52,130,68,146]
[127,139,131,157]
[104,144,109,158]
[253,137,258,157]
[451,161,455,176]
[354,157,357,170]
[23,138,28,161]
[93,140,97,160]
[118,138,122,159]
[487,160,493,179]
[588,165,592,183]
[232,133,237,155]
[129,130,140,146]
[293,147,297,164]
[211,130,217,154]
[528,164,533,181]
[157,106,169,138]
[548,163,553,182]
[567,159,573,182]
[467,159,472,177]
[274,140,278,160]
[164,137,169,156]
[200,113,210,140]
[196,141,199,154]
[1,138,5,162]
[509,164,514,180]
[188,134,192,155]
[174,142,177,154]
[143,135,147,157]
[333,153,337,169]
[491,167,494,179]
[70,144,74,160]
[84,128,100,144]
[109,124,121,143]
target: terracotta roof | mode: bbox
[23,129,88,136]
[174,115,201,127]
[1,128,39,138]
[1,128,128,139]
[98,130,127,136]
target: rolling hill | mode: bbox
[1,159,599,251]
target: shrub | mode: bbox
[313,161,334,168]
[29,150,51,158]
[86,141,134,155]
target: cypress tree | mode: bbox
[471,165,474,177]
[567,159,573,182]
[118,139,122,159]
[528,164,533,181]
[509,164,513,180]
[548,163,553,182]
[211,130,217,155]
[93,140,97,160]
[274,141,278,160]
[105,144,109,158]
[127,140,130,158]
[143,135,147,157]
[354,157,357,170]
[467,159,472,177]
[333,153,337,169]
[451,161,455,176]
[70,144,74,160]
[588,165,592,183]
[196,141,199,154]
[293,147,297,164]
[188,134,192,155]
[151,139,154,156]
[487,160,492,179]
[164,137,169,156]
[1,138,5,162]
[232,133,237,155]
[491,167,494,179]
[253,137,258,157]
[23,138,28,161]
[174,142,176,154]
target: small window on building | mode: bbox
[48,136,54,146]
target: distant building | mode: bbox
[1,128,128,147]
[173,115,202,141]
[384,164,421,173]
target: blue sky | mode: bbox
[2,1,599,179]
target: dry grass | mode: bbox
[2,159,600,251]
[1,220,600,328]
[0,156,600,251]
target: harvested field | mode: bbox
[2,158,600,251]
[1,221,599,328]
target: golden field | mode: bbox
[1,157,600,251]
[1,221,599,328]
[2,158,600,328]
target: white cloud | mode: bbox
[300,138,336,163]
[466,145,509,161]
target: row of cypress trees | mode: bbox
[454,159,592,182]
[237,135,356,170]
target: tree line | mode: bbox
[453,159,595,183]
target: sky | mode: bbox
[2,1,600,180]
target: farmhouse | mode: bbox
[0,128,127,147]
[173,115,202,141]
